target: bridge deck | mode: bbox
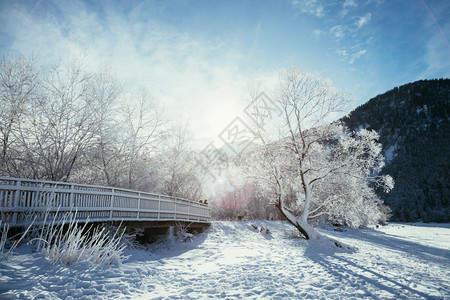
[0,177,211,228]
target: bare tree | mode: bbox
[119,88,166,190]
[0,56,39,176]
[79,68,123,186]
[158,122,204,200]
[17,57,103,181]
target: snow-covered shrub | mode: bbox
[32,211,126,267]
[120,232,145,250]
[0,220,11,261]
[260,222,270,234]
[0,220,32,261]
[174,223,194,242]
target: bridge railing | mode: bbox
[0,177,211,227]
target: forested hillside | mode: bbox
[342,79,449,222]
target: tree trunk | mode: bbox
[276,200,309,239]
[275,178,319,240]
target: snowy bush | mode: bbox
[0,220,32,261]
[121,232,145,250]
[0,220,11,261]
[174,223,194,242]
[32,211,126,267]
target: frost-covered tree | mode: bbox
[5,57,100,180]
[0,56,39,176]
[117,88,166,191]
[80,82,165,191]
[0,56,166,191]
[245,68,393,240]
[157,123,205,200]
[76,68,123,185]
[300,125,393,228]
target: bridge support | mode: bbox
[115,220,211,244]
[112,220,210,232]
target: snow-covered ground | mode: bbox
[1,221,449,299]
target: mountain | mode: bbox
[342,79,449,222]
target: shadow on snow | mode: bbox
[303,228,449,299]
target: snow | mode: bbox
[356,124,370,132]
[1,221,449,299]
[384,143,397,164]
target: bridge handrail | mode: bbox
[0,176,211,227]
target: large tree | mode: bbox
[0,56,39,176]
[246,68,393,240]
[157,122,205,200]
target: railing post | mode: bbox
[12,180,21,225]
[158,195,161,220]
[110,188,115,220]
[137,192,141,220]
[69,184,74,209]
[174,199,177,220]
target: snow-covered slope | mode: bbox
[342,79,450,222]
[1,221,449,299]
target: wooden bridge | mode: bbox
[0,177,211,232]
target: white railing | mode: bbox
[0,177,211,227]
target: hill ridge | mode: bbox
[342,78,450,222]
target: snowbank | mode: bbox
[0,221,449,299]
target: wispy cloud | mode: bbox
[292,0,324,17]
[0,1,252,147]
[349,49,367,64]
[420,22,450,79]
[343,0,357,8]
[313,29,324,37]
[330,25,346,39]
[331,13,372,40]
[291,0,372,65]
[336,48,348,58]
[341,0,357,17]
[356,13,371,30]
[419,1,450,79]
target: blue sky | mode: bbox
[1,0,449,146]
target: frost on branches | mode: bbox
[244,68,393,241]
